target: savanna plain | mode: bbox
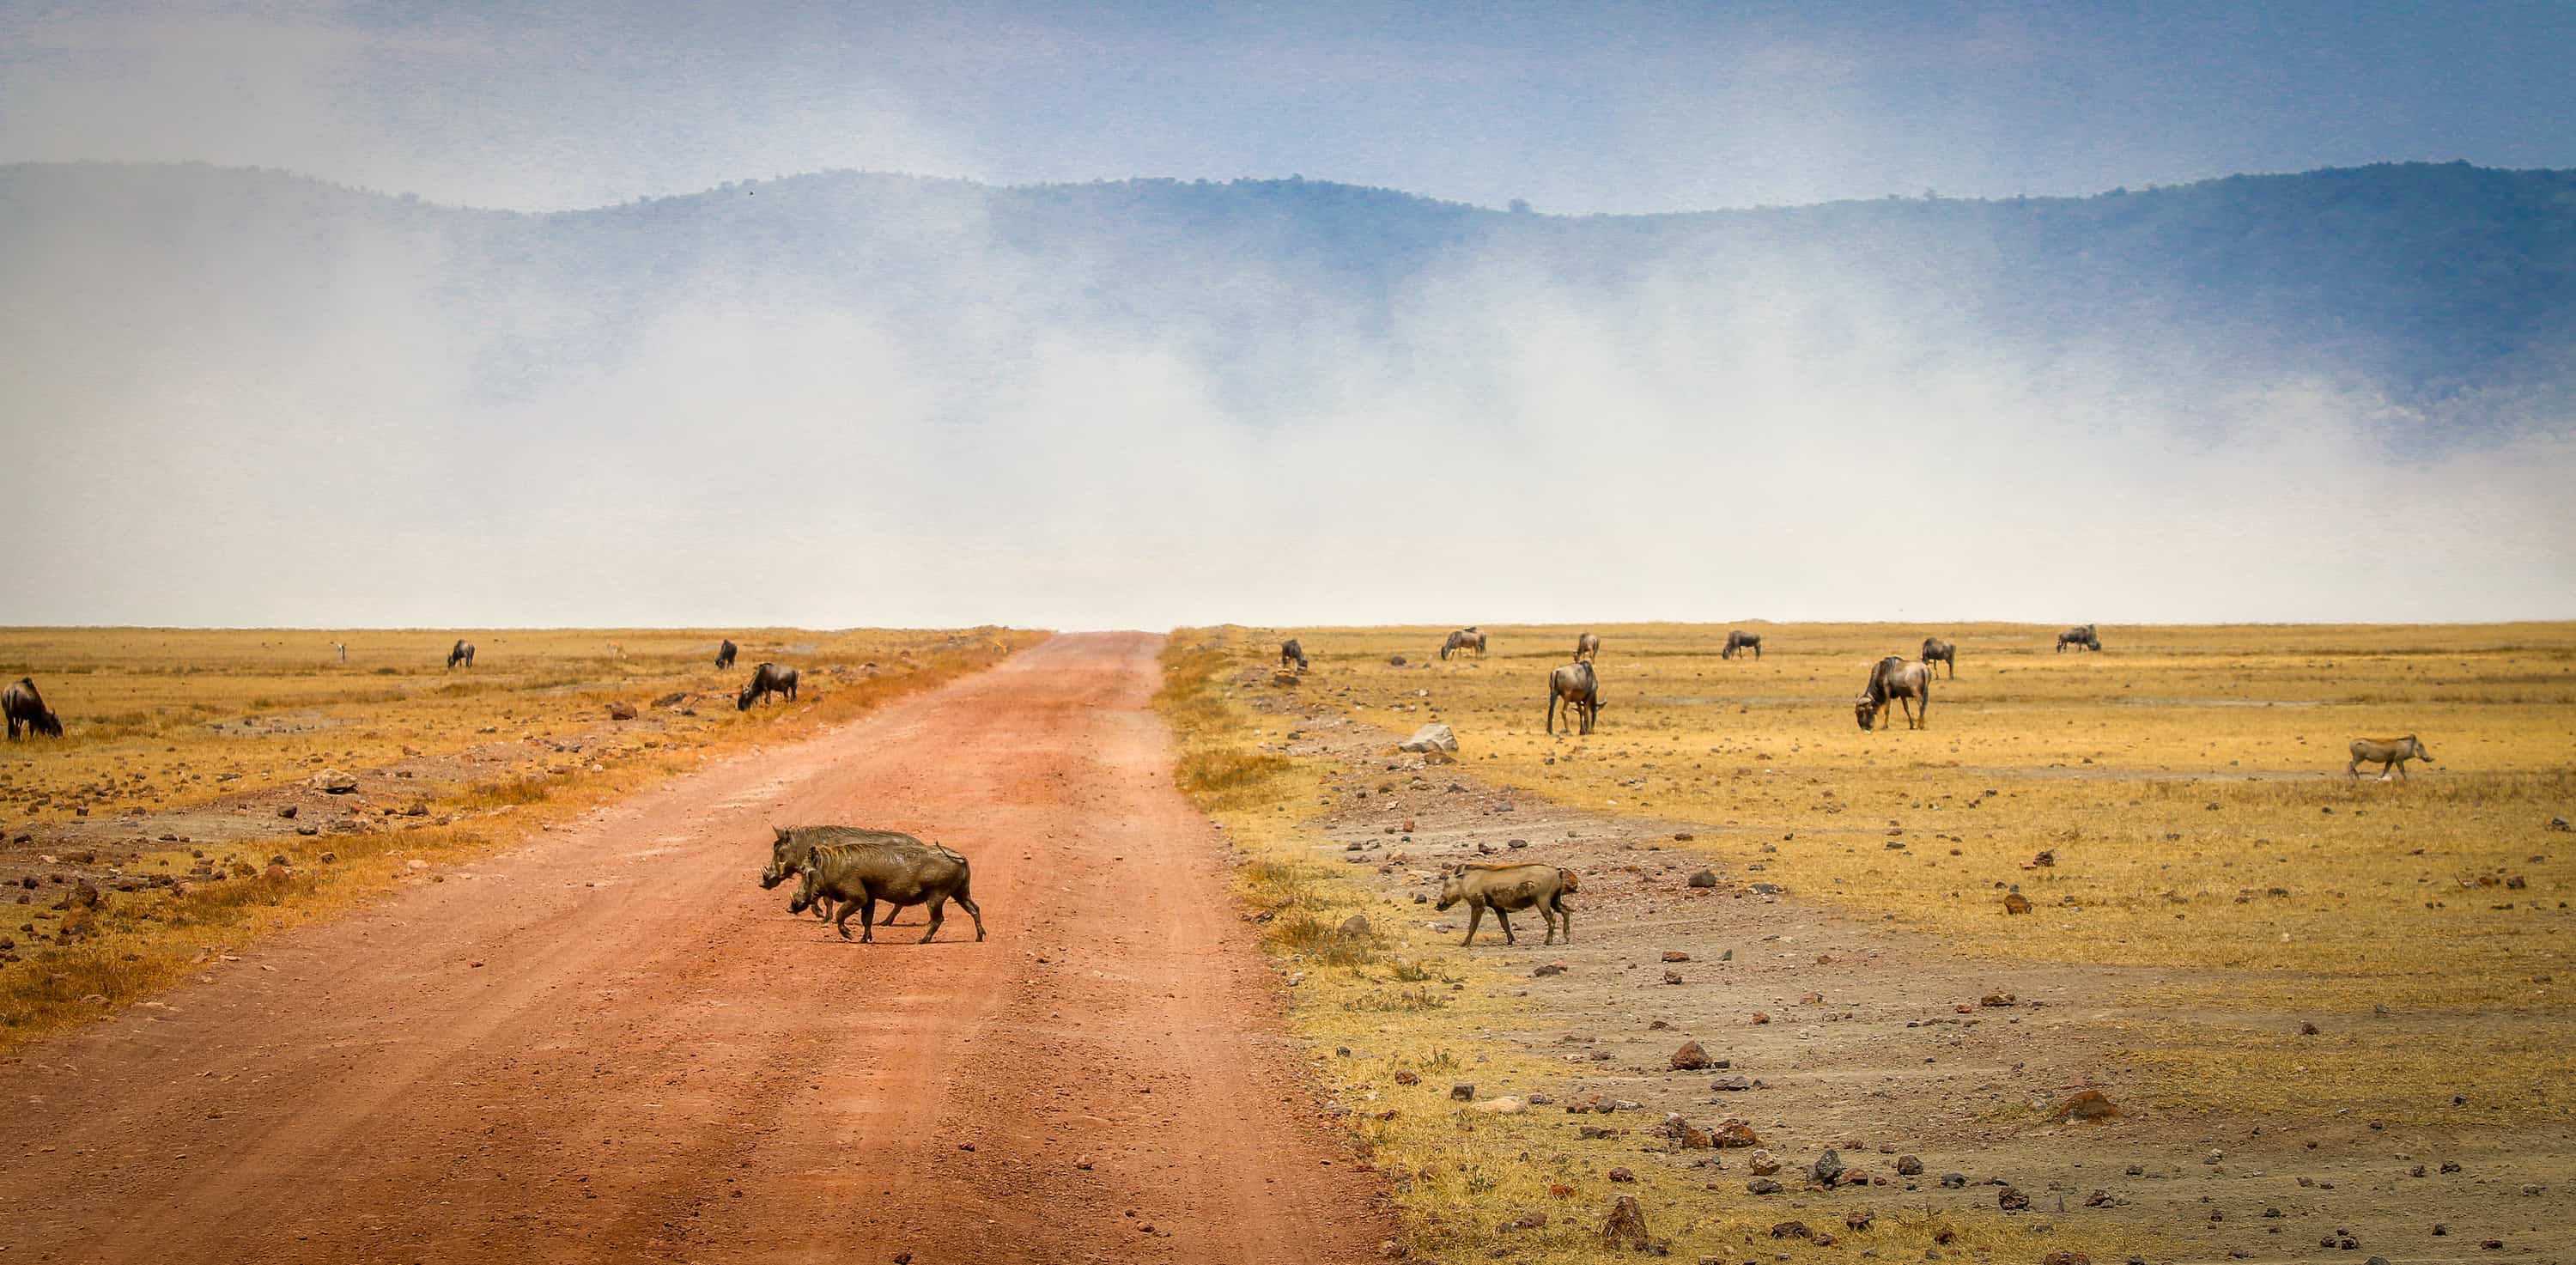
[1,621,2569,1265]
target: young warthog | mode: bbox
[1434,862,1577,946]
[2348,735,2433,781]
[760,825,983,943]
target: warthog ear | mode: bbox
[774,826,791,842]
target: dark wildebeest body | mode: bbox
[1574,631,1600,662]
[760,825,982,943]
[446,639,476,670]
[1855,655,1933,730]
[738,662,799,709]
[1435,863,1577,946]
[1439,628,1487,660]
[2348,735,2433,781]
[714,639,738,670]
[1722,630,1762,660]
[3,678,63,739]
[2056,624,2101,653]
[1546,660,1602,735]
[1921,637,1956,678]
[1279,639,1309,672]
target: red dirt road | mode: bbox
[0,633,1389,1264]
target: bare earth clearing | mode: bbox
[0,634,1389,1264]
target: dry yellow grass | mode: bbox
[1204,622,2576,1130]
[1157,636,2160,1262]
[0,626,1041,1047]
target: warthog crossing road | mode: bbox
[1436,863,1578,946]
[3,678,63,739]
[1856,655,1934,731]
[2348,735,2433,781]
[759,825,983,943]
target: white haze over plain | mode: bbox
[2,173,2571,631]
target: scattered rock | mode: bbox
[2050,1089,2118,1122]
[2003,891,2032,915]
[1844,1208,1874,1232]
[1662,969,1684,984]
[276,805,299,819]
[1998,1186,2029,1211]
[1659,1115,1711,1148]
[311,770,358,794]
[1607,1167,1636,1183]
[1472,1097,1526,1115]
[2042,1254,2091,1265]
[1601,1195,1651,1250]
[1711,1120,1759,1148]
[1397,723,1457,754]
[1450,1083,1475,1102]
[1662,950,1690,962]
[1896,1155,1923,1176]
[1770,1220,1813,1240]
[1670,1041,1711,1070]
[1747,1150,1780,1176]
[606,701,637,721]
[1388,655,1407,666]
[1980,992,2016,1007]
[1686,870,1718,888]
[1746,1177,1783,1195]
[1340,914,1372,938]
[1533,963,1567,977]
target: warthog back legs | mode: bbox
[1492,907,1516,945]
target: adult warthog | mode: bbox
[2056,624,2101,653]
[762,825,983,943]
[1279,638,1309,672]
[1546,660,1602,735]
[714,639,738,670]
[1435,863,1578,946]
[1574,631,1600,662]
[2348,735,2433,781]
[447,639,476,670]
[1439,628,1487,660]
[3,678,63,739]
[1855,655,1933,731]
[738,662,799,709]
[1921,637,1956,678]
[1722,630,1762,660]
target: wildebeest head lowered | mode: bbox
[1855,655,1933,731]
[3,678,63,739]
[715,639,738,669]
[446,639,476,669]
[738,662,799,709]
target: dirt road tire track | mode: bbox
[0,633,1390,1264]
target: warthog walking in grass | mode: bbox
[1722,630,1761,660]
[447,639,476,670]
[715,639,738,669]
[1435,863,1577,946]
[1546,660,1602,735]
[2056,624,2101,653]
[3,678,63,739]
[1856,655,1933,731]
[1921,637,1956,678]
[1279,639,1309,672]
[2348,735,2433,781]
[1440,628,1487,660]
[761,825,982,943]
[738,662,799,709]
[1574,631,1600,662]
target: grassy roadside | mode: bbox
[1157,629,2129,1263]
[1,629,1043,1049]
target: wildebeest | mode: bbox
[1574,631,1600,662]
[1435,863,1578,946]
[738,662,799,709]
[1279,638,1309,672]
[1921,636,1956,678]
[446,639,476,670]
[2348,735,2433,781]
[2056,624,2101,653]
[1722,630,1762,660]
[1546,660,1602,735]
[715,639,738,670]
[1439,628,1487,660]
[1855,655,1933,731]
[3,678,64,739]
[760,825,982,943]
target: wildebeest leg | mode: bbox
[1546,691,1558,735]
[953,887,987,940]
[920,896,946,944]
[1493,907,1516,945]
[1461,903,1485,946]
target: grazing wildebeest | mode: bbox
[1279,638,1309,672]
[2348,735,2433,781]
[1722,629,1762,660]
[1855,655,1933,731]
[3,678,64,739]
[1439,628,1487,660]
[1921,636,1956,678]
[1574,631,1600,662]
[446,639,476,670]
[1435,863,1578,946]
[762,825,982,943]
[738,662,799,709]
[714,639,738,670]
[2056,624,2101,653]
[1546,660,1603,735]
